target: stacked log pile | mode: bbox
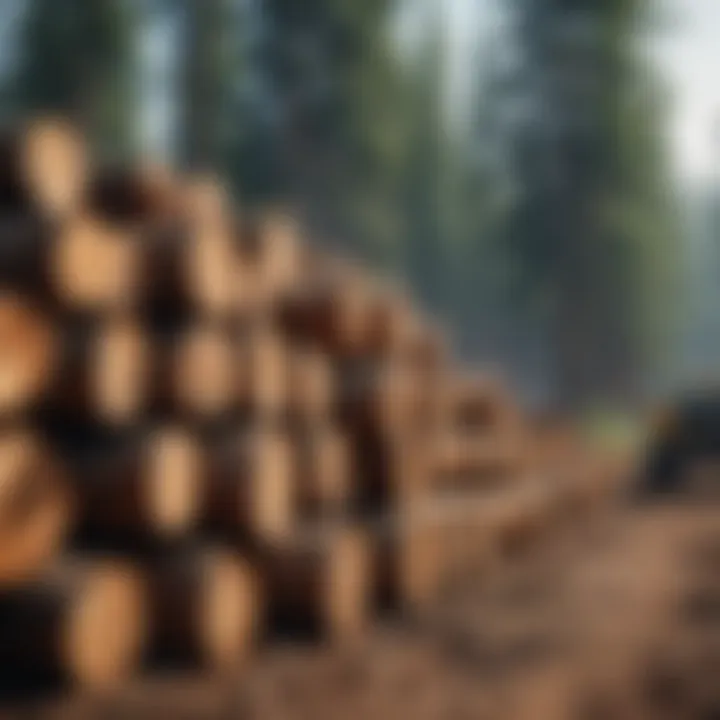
[0,117,606,694]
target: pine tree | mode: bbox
[243,0,408,268]
[503,0,677,409]
[11,0,138,157]
[178,0,239,171]
[401,13,446,314]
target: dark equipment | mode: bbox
[643,392,720,495]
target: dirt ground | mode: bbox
[6,494,717,720]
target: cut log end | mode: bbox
[296,429,350,517]
[0,433,71,586]
[365,284,417,356]
[0,294,56,415]
[246,432,293,541]
[61,561,146,689]
[200,553,260,670]
[148,550,260,671]
[183,175,230,228]
[265,527,370,644]
[382,524,441,612]
[281,262,374,355]
[72,428,201,541]
[173,327,234,418]
[186,227,237,317]
[255,211,303,295]
[372,365,422,433]
[89,164,180,225]
[324,529,370,642]
[0,558,145,690]
[91,320,148,424]
[237,325,288,418]
[431,432,522,481]
[287,348,334,421]
[22,118,87,218]
[53,216,138,312]
[442,372,518,431]
[143,428,202,537]
[205,429,294,542]
[177,175,237,316]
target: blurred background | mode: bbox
[1,3,720,718]
[0,0,712,414]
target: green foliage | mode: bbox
[1,0,677,411]
[11,0,137,156]
[400,11,446,310]
[500,0,678,409]
[232,0,410,269]
[179,0,238,170]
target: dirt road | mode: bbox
[8,496,716,720]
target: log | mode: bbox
[350,362,416,434]
[50,318,149,425]
[492,484,557,559]
[402,321,447,374]
[429,496,504,584]
[85,166,173,229]
[236,323,287,419]
[146,549,260,671]
[87,163,178,226]
[67,427,201,542]
[340,359,440,437]
[53,214,139,312]
[426,485,553,581]
[364,284,419,357]
[294,427,350,518]
[441,372,520,433]
[203,428,293,542]
[0,118,86,218]
[243,210,304,299]
[177,176,237,317]
[87,169,237,318]
[375,517,441,612]
[0,557,146,690]
[0,293,56,417]
[262,526,369,643]
[181,223,237,318]
[139,218,237,319]
[286,346,334,423]
[430,432,523,489]
[431,374,527,485]
[234,250,266,317]
[377,491,537,608]
[280,260,374,355]
[181,175,231,231]
[0,432,72,586]
[349,430,432,513]
[0,213,138,312]
[154,325,235,420]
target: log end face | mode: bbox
[144,428,201,537]
[0,294,56,415]
[325,529,370,643]
[251,433,294,541]
[0,434,72,587]
[93,320,148,424]
[200,553,260,671]
[62,561,146,690]
[175,328,234,418]
[53,217,138,312]
[23,118,87,218]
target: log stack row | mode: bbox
[0,118,603,695]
